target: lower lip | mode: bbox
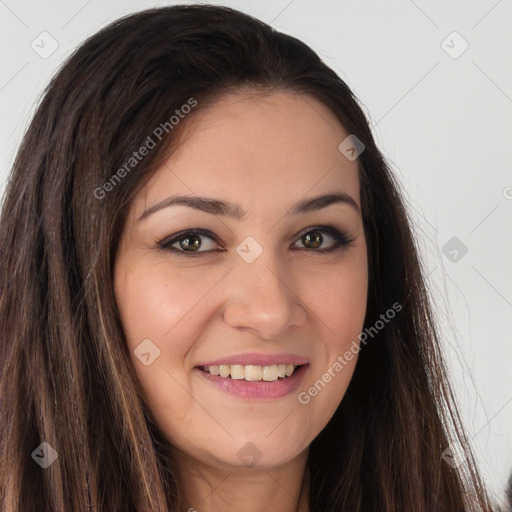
[195,364,309,400]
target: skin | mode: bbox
[114,90,368,512]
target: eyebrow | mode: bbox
[138,191,360,222]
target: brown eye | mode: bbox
[301,230,323,249]
[177,234,202,252]
[293,227,355,253]
[159,229,221,256]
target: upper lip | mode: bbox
[195,352,309,367]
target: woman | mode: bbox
[0,4,498,511]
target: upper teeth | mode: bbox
[204,364,297,381]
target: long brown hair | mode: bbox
[0,4,497,511]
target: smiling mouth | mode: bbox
[197,363,305,382]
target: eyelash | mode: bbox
[157,225,356,257]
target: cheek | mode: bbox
[113,258,224,420]
[305,253,368,349]
[115,259,211,349]
[295,257,367,420]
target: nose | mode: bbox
[221,248,307,340]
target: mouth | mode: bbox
[197,363,306,382]
[194,363,309,400]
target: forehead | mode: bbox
[134,90,361,219]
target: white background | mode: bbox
[1,0,511,506]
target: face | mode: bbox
[114,90,368,471]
